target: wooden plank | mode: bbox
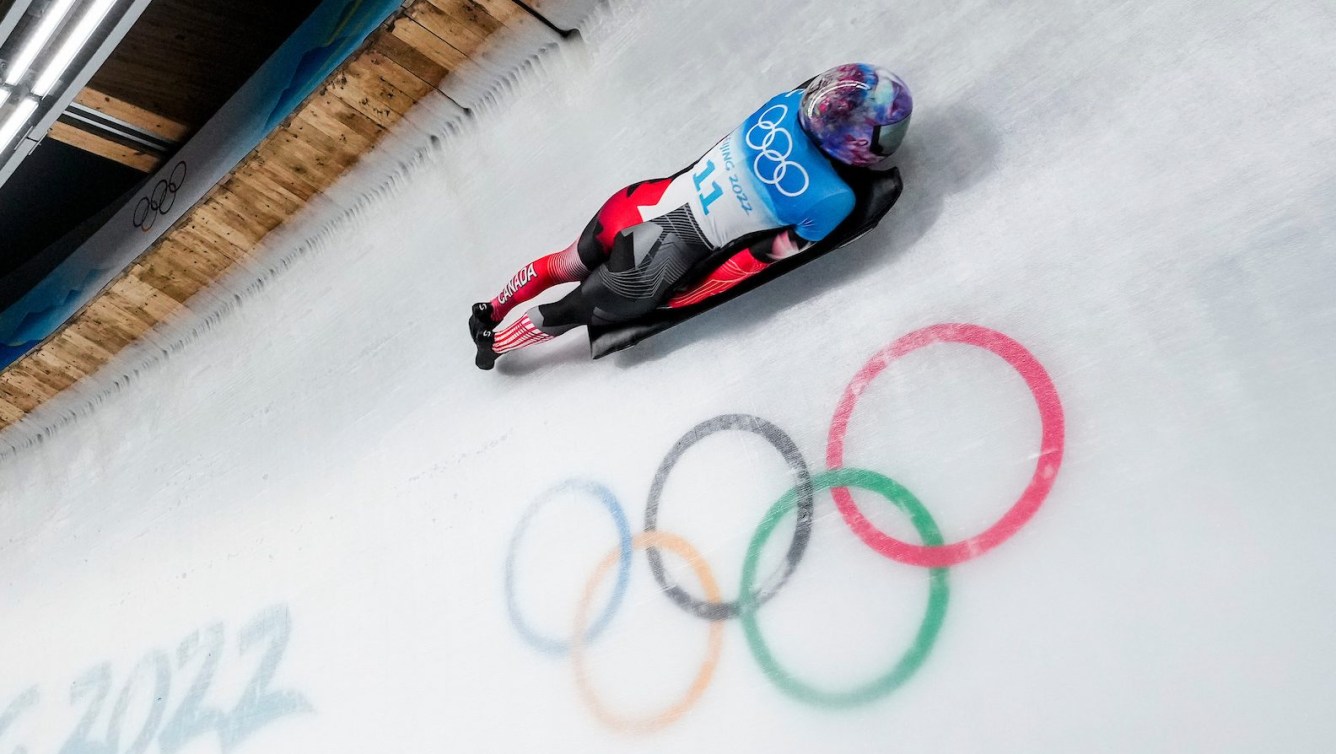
[176,190,259,253]
[0,364,63,405]
[230,162,309,216]
[111,273,191,320]
[24,347,87,390]
[15,360,74,397]
[128,264,200,305]
[284,109,371,159]
[103,277,183,326]
[99,286,165,332]
[248,143,327,201]
[167,225,250,276]
[84,297,155,343]
[57,328,119,366]
[0,378,41,415]
[326,69,401,124]
[253,141,332,198]
[220,181,290,235]
[467,0,527,26]
[290,93,385,156]
[67,305,138,352]
[423,0,526,46]
[355,48,437,102]
[372,27,451,88]
[269,115,371,177]
[0,396,27,424]
[156,231,243,282]
[73,87,191,142]
[21,353,84,393]
[20,359,73,397]
[389,17,469,75]
[326,65,417,127]
[232,159,311,208]
[256,127,347,192]
[46,121,162,172]
[207,185,286,241]
[128,253,213,304]
[38,332,106,378]
[283,111,376,178]
[408,0,491,52]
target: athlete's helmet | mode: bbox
[799,64,912,170]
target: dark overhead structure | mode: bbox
[0,0,324,290]
[0,0,322,174]
[0,0,154,183]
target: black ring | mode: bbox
[150,179,168,211]
[158,179,178,215]
[133,197,152,228]
[644,414,814,620]
[167,160,187,191]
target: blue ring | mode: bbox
[505,479,633,655]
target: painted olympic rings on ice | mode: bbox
[572,532,724,734]
[505,480,633,654]
[740,468,949,708]
[827,323,1066,567]
[644,414,813,620]
[503,324,1066,732]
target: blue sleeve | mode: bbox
[794,188,856,242]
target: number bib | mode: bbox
[634,90,856,248]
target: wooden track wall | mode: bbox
[0,0,536,429]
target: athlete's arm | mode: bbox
[665,229,809,309]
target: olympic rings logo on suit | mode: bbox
[744,104,810,198]
[131,160,187,232]
[504,323,1068,734]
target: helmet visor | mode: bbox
[871,116,910,158]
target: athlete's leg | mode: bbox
[490,206,712,359]
[485,239,591,322]
[490,289,593,356]
[481,176,678,324]
[480,176,685,364]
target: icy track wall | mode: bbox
[3,0,1336,752]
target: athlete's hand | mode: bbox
[769,230,806,260]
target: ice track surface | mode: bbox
[3,0,1336,752]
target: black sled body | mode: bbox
[588,166,904,359]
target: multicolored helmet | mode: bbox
[799,64,913,170]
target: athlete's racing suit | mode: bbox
[482,88,860,358]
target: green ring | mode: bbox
[739,467,950,708]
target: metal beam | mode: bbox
[0,0,153,188]
[0,0,36,49]
[73,87,190,142]
[47,117,160,170]
[61,100,174,153]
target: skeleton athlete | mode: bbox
[469,64,913,369]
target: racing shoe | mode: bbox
[475,329,499,371]
[469,302,497,340]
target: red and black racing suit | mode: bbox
[483,87,861,357]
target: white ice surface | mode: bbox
[3,0,1336,752]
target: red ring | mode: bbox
[826,323,1065,567]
